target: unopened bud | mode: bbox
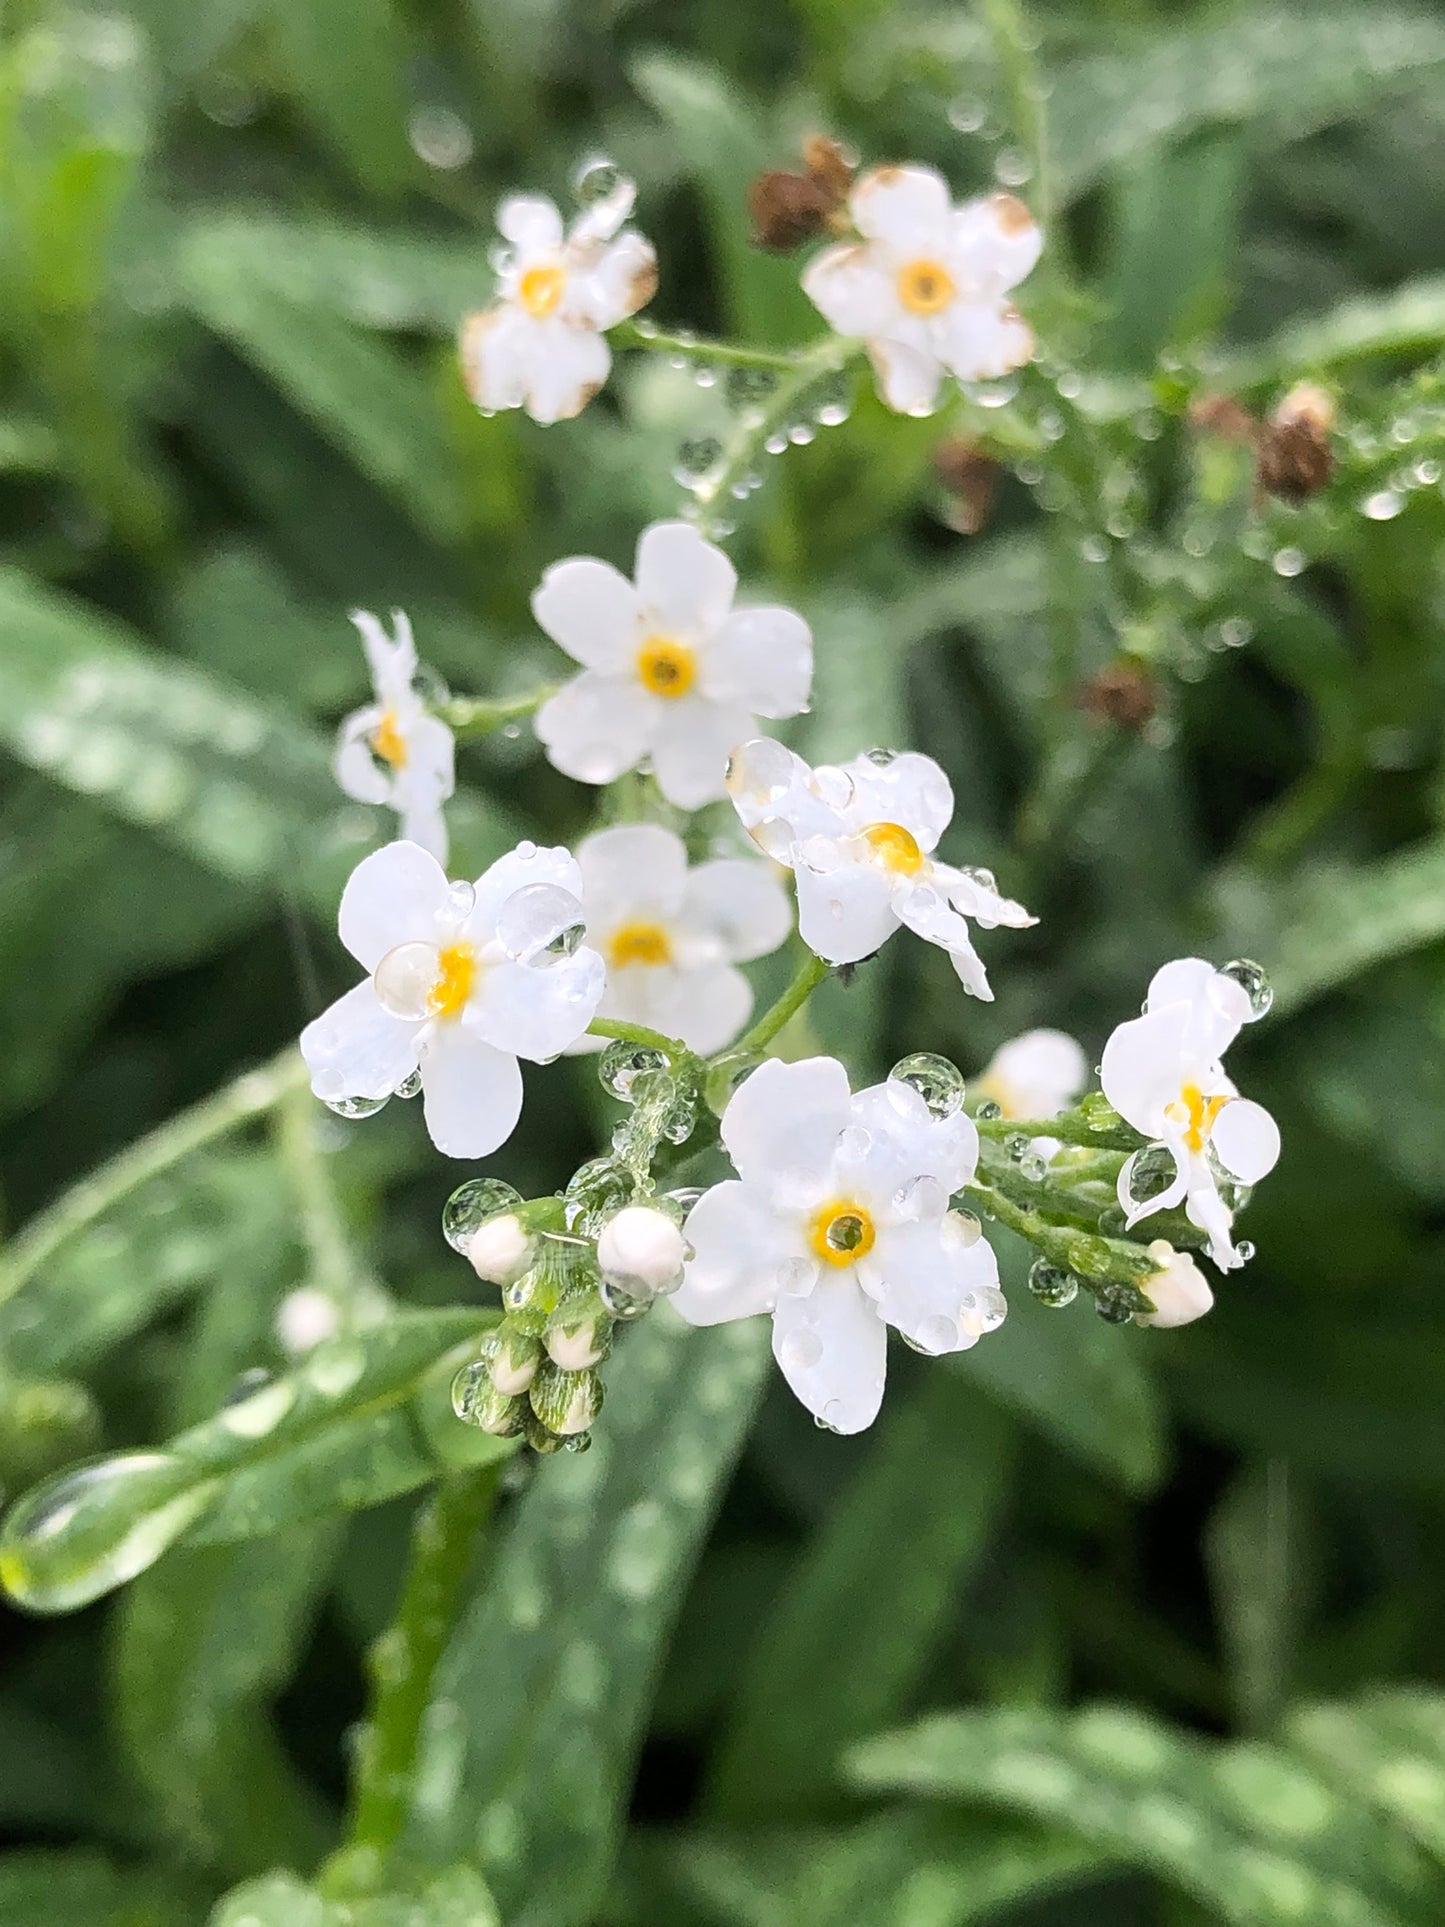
[1188,392,1257,443]
[1135,1240,1214,1328]
[544,1300,612,1371]
[1073,661,1158,733]
[932,437,999,535]
[597,1204,687,1299]
[1256,381,1336,504]
[489,1324,541,1395]
[747,134,853,251]
[529,1360,604,1438]
[466,1212,535,1287]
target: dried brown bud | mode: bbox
[748,134,854,251]
[932,438,999,536]
[1073,662,1158,733]
[1255,381,1336,504]
[1188,392,1257,444]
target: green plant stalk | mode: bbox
[345,1464,505,1859]
[614,319,814,373]
[975,1147,1119,1237]
[978,0,1052,230]
[697,337,860,535]
[586,1017,689,1057]
[736,952,831,1056]
[0,1048,310,1305]
[975,1104,1141,1153]
[276,1077,362,1306]
[439,686,557,739]
[963,1178,1155,1285]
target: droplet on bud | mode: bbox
[442,1177,524,1254]
[598,1040,670,1102]
[1027,1258,1078,1307]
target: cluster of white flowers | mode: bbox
[296,150,1278,1447]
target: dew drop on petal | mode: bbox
[835,1124,872,1163]
[1220,958,1273,1020]
[324,1092,390,1120]
[497,883,585,967]
[374,940,441,1020]
[779,1325,823,1371]
[888,1052,966,1120]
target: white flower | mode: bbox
[533,521,813,809]
[671,1056,1004,1433]
[334,611,455,864]
[1135,1240,1213,1329]
[1100,958,1280,1272]
[275,1287,342,1356]
[977,1029,1087,1121]
[802,166,1042,416]
[726,739,1034,998]
[597,1204,687,1299]
[458,186,657,425]
[300,840,604,1159]
[570,823,791,1054]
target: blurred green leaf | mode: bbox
[210,1865,500,1926]
[1290,1690,1445,1863]
[1206,1463,1315,1736]
[264,0,417,199]
[0,1852,199,1927]
[1228,276,1445,384]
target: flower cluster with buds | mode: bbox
[296,149,1283,1452]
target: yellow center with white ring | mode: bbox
[808,1199,877,1268]
[896,258,956,315]
[370,710,408,769]
[518,263,566,318]
[427,943,477,1021]
[607,921,673,969]
[636,635,696,698]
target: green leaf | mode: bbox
[952,1229,1166,1493]
[1052,9,1445,200]
[1205,1463,1314,1737]
[847,1705,1445,1926]
[401,1312,770,1927]
[1289,1690,1445,1864]
[0,1851,199,1927]
[264,0,417,200]
[1226,277,1445,386]
[210,1865,500,1926]
[707,1373,1012,1822]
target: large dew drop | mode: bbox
[0,1453,218,1613]
[442,1177,523,1254]
[888,1052,966,1120]
[497,883,585,968]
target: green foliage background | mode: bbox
[3,0,1445,1920]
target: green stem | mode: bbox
[975,1105,1141,1153]
[0,1048,309,1305]
[345,1465,503,1859]
[614,319,811,374]
[697,337,860,536]
[439,686,556,740]
[735,952,830,1056]
[276,1077,360,1305]
[587,1016,688,1057]
[963,1179,1153,1285]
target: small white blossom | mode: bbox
[802,165,1042,416]
[672,1056,1004,1433]
[466,1212,535,1286]
[458,186,657,425]
[570,823,791,1054]
[726,739,1034,997]
[334,611,454,864]
[977,1029,1087,1122]
[1100,958,1280,1272]
[533,521,813,809]
[597,1204,687,1299]
[300,840,604,1159]
[1136,1239,1214,1329]
[275,1287,342,1357]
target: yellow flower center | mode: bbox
[858,821,925,874]
[427,942,477,1022]
[636,635,696,699]
[608,921,673,969]
[370,710,408,769]
[897,258,956,315]
[1167,1083,1228,1154]
[518,263,566,318]
[808,1199,876,1269]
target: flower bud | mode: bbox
[932,437,999,535]
[529,1360,604,1437]
[597,1204,687,1299]
[1073,661,1157,734]
[1187,392,1257,443]
[1256,382,1335,504]
[747,134,853,250]
[544,1300,611,1371]
[489,1324,541,1395]
[466,1212,535,1287]
[1135,1240,1214,1328]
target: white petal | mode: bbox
[721,1055,853,1195]
[867,338,945,416]
[1146,958,1252,1061]
[350,609,416,696]
[801,243,899,337]
[683,857,792,962]
[337,841,451,971]
[867,1217,999,1354]
[521,319,610,425]
[532,556,643,671]
[1185,1169,1243,1272]
[300,979,418,1103]
[396,799,449,864]
[458,304,535,414]
[981,1029,1087,1120]
[1136,1242,1213,1329]
[704,605,814,718]
[334,707,393,806]
[1210,1097,1280,1184]
[894,882,993,999]
[840,750,953,851]
[771,1279,886,1434]
[1099,1004,1193,1139]
[634,521,736,638]
[726,739,850,852]
[578,822,689,922]
[937,301,1035,383]
[845,1079,980,1207]
[496,193,564,253]
[417,1028,524,1158]
[572,229,657,329]
[467,948,604,1061]
[468,843,584,937]
[632,960,753,1056]
[1116,1144,1188,1231]
[849,164,954,253]
[795,856,896,965]
[1146,958,1219,1009]
[951,193,1044,295]
[649,695,753,810]
[536,670,657,787]
[935,861,1035,929]
[672,1180,799,1326]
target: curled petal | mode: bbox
[935,861,1035,930]
[350,609,416,697]
[1116,1141,1189,1231]
[771,1277,886,1434]
[334,706,394,808]
[417,1028,524,1159]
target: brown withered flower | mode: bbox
[1073,661,1158,733]
[1187,392,1258,444]
[1255,381,1336,504]
[932,437,1000,536]
[748,135,854,252]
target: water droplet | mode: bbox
[961,374,1019,409]
[447,879,476,919]
[1236,1239,1256,1263]
[763,431,789,455]
[947,94,987,133]
[1028,1258,1078,1307]
[910,1313,960,1355]
[813,1400,846,1434]
[725,364,779,410]
[221,1377,295,1437]
[497,883,585,967]
[1221,958,1273,1020]
[442,1177,523,1253]
[889,1052,966,1119]
[1272,546,1306,577]
[835,1124,872,1163]
[373,939,441,1020]
[1124,1145,1178,1209]
[976,1099,1002,1121]
[960,1285,1008,1334]
[1361,489,1404,521]
[564,1157,633,1234]
[780,1325,823,1371]
[324,1092,390,1120]
[598,1041,669,1102]
[1080,535,1109,563]
[994,146,1033,186]
[1094,1286,1137,1324]
[394,1067,422,1099]
[408,104,473,170]
[672,436,723,491]
[893,1173,948,1220]
[305,1339,366,1399]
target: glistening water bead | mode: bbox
[1221,958,1273,1020]
[888,1053,966,1120]
[442,1177,523,1254]
[1027,1259,1079,1308]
